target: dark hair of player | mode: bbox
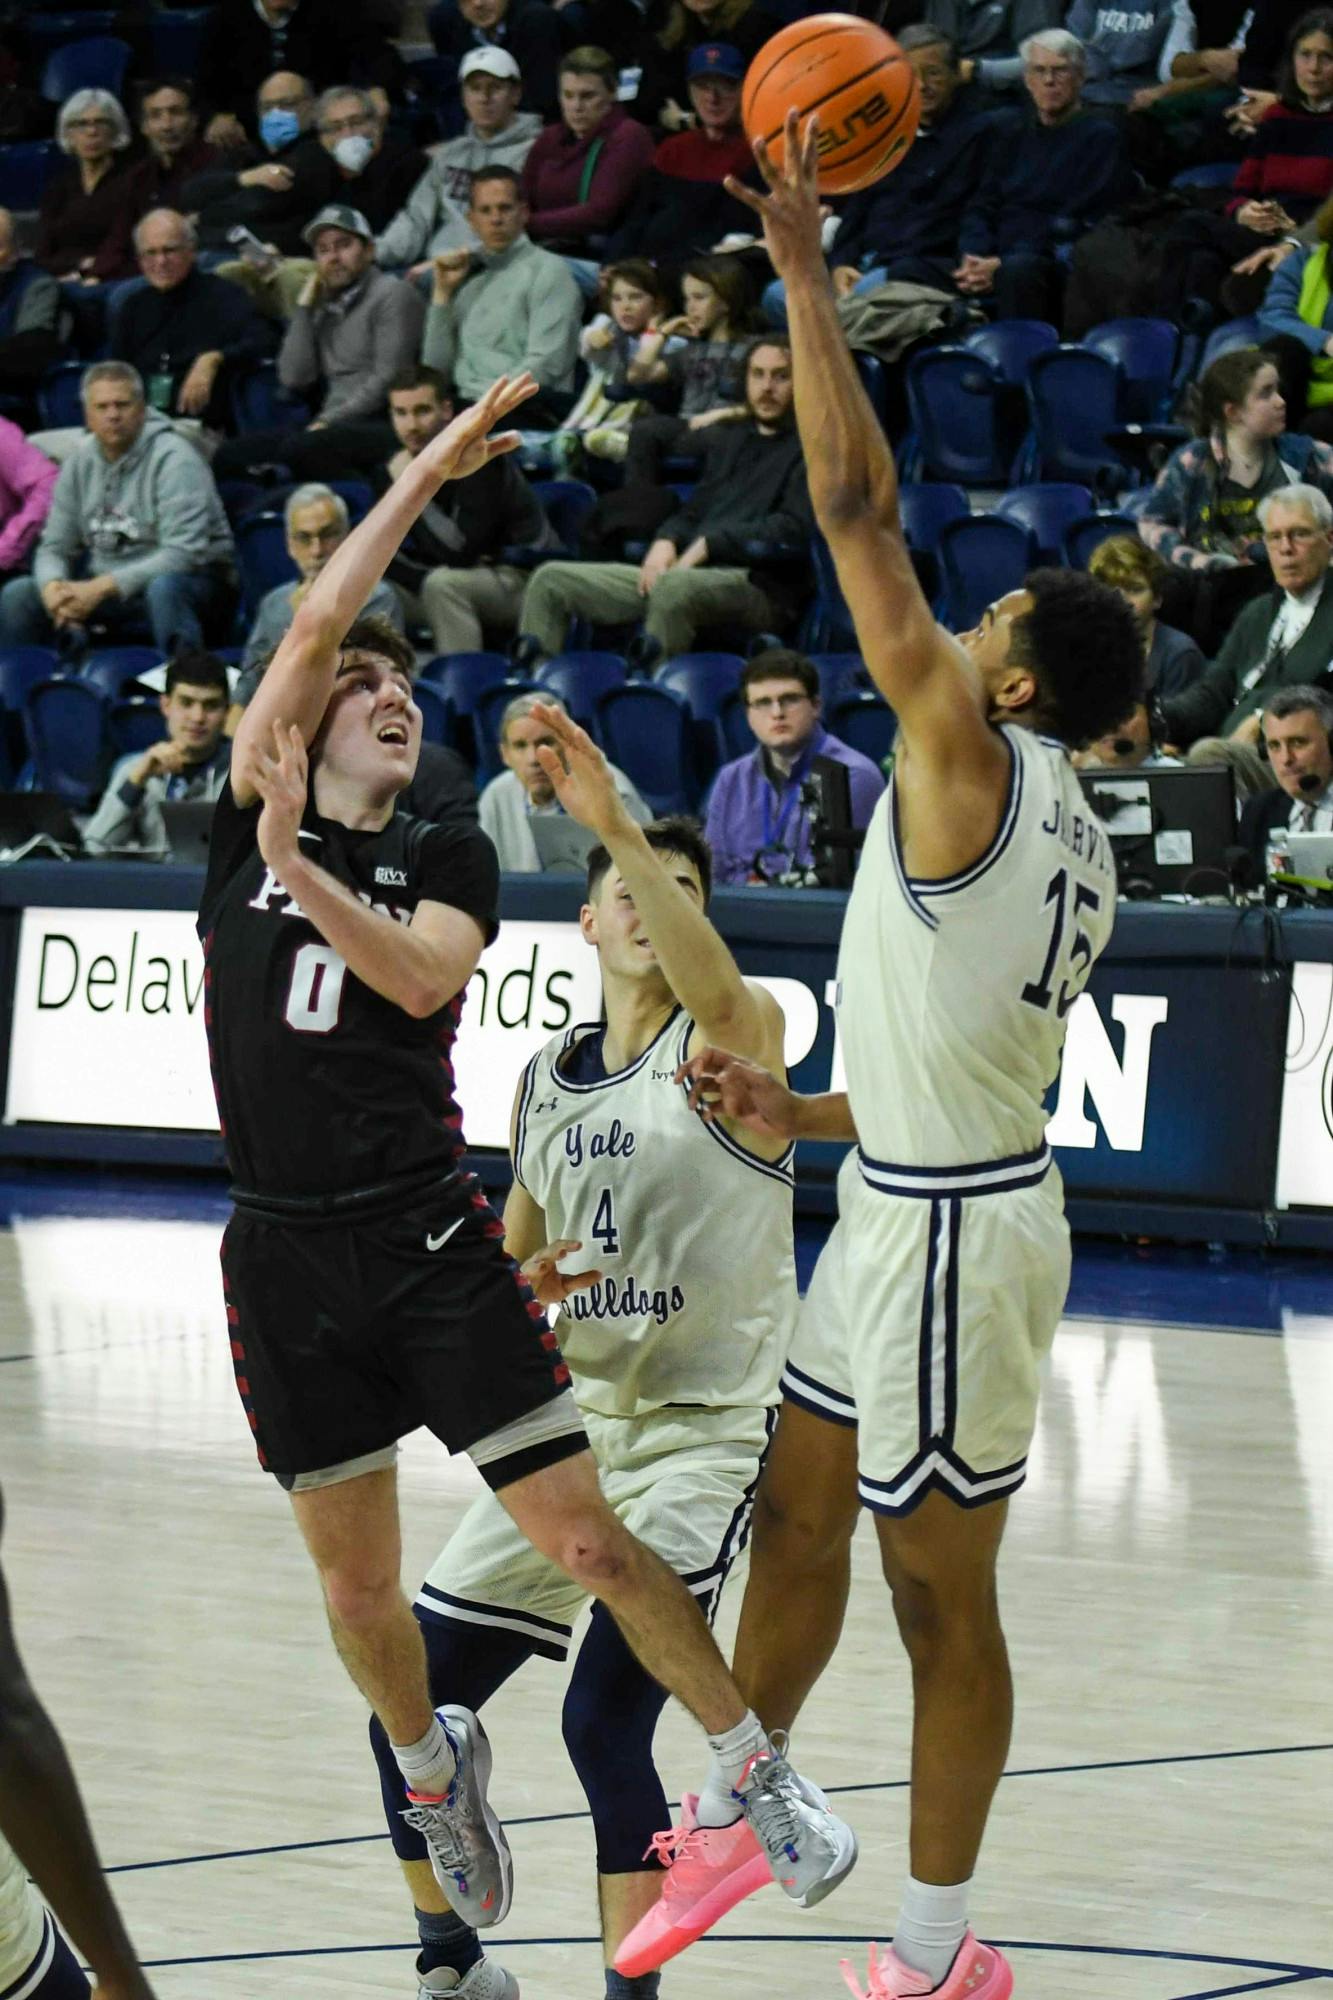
[165,648,230,697]
[1009,569,1145,749]
[341,613,418,680]
[585,815,713,905]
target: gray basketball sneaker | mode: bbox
[738,1733,858,1908]
[401,1706,513,1928]
[417,1954,519,1999]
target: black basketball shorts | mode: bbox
[220,1174,586,1491]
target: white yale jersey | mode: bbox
[513,1007,797,1419]
[839,724,1115,1179]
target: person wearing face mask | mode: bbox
[182,72,333,258]
[215,86,425,319]
[196,0,406,147]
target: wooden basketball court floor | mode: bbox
[0,1175,1329,2000]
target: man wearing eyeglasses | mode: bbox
[1158,485,1333,747]
[703,649,885,885]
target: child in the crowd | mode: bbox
[520,258,672,473]
[603,251,758,480]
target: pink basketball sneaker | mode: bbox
[840,1936,1013,1999]
[612,1794,771,1978]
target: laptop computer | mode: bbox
[160,798,217,866]
[529,812,599,875]
[0,792,84,862]
[1077,763,1238,896]
[1285,830,1333,881]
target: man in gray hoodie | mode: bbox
[0,361,236,654]
[377,48,542,276]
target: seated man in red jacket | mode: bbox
[520,45,654,294]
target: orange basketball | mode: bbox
[742,13,921,195]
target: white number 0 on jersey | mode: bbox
[285,941,348,1034]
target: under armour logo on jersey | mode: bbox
[531,1097,559,1115]
[375,865,408,887]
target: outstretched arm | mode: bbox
[676,1046,858,1144]
[529,702,786,1067]
[725,120,1010,854]
[232,372,538,807]
[0,1496,156,1999]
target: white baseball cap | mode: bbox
[459,46,521,83]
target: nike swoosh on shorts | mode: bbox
[425,1216,467,1253]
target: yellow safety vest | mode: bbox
[1298,244,1333,407]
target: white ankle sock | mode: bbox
[393,1716,457,1799]
[891,1875,971,1989]
[695,1711,769,1828]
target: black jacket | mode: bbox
[378,452,553,586]
[184,135,427,255]
[110,268,276,430]
[1239,783,1299,869]
[197,0,407,124]
[658,420,813,625]
[833,91,995,271]
[1162,582,1333,744]
[432,0,565,121]
[403,742,479,825]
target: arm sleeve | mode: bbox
[1159,0,1197,81]
[1135,447,1232,571]
[377,161,439,268]
[82,756,154,855]
[416,820,501,945]
[1257,252,1326,353]
[525,123,656,240]
[0,439,58,573]
[1160,627,1249,741]
[421,298,460,379]
[30,461,81,589]
[214,282,278,371]
[319,285,425,424]
[13,272,60,339]
[519,261,582,388]
[703,767,751,885]
[277,305,322,391]
[109,449,226,597]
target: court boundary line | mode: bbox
[105,1739,1333,1876]
[130,1935,1333,1983]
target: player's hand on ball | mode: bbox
[723,108,824,280]
[521,1239,602,1305]
[253,720,309,869]
[675,1046,799,1139]
[528,701,633,839]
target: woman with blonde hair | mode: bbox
[36,88,135,283]
[1258,188,1333,439]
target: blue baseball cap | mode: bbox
[687,42,745,82]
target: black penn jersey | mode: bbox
[198,780,500,1199]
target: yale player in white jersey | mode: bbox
[638,118,1146,2000]
[371,753,857,1999]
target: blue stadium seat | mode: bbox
[902,347,1018,486]
[718,687,753,762]
[1083,318,1180,423]
[899,483,970,553]
[597,683,694,814]
[1200,315,1261,373]
[81,647,161,699]
[526,479,597,558]
[475,678,537,778]
[107,697,164,758]
[0,647,58,773]
[804,532,858,652]
[654,652,744,789]
[994,483,1093,565]
[23,676,108,803]
[1171,161,1237,190]
[229,360,313,434]
[41,35,131,102]
[234,512,296,619]
[1063,511,1141,569]
[535,651,627,733]
[0,141,64,212]
[147,6,214,74]
[412,681,452,747]
[37,360,85,430]
[936,515,1035,631]
[24,12,117,60]
[962,319,1059,384]
[807,652,865,702]
[826,688,896,767]
[1024,347,1124,485]
[418,651,511,762]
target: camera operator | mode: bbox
[704,649,885,885]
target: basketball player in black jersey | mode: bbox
[200,371,852,1966]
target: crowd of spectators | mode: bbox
[2,0,1333,884]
